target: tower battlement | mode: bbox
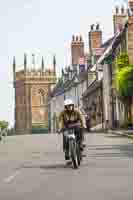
[15,68,56,81]
[13,54,56,82]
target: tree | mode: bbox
[115,53,133,126]
[0,121,9,130]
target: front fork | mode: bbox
[63,134,76,155]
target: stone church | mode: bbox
[13,54,57,134]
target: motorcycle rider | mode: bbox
[58,99,85,160]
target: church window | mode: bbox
[38,89,45,105]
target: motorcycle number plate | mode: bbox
[67,134,75,139]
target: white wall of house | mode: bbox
[102,63,125,128]
[78,81,87,107]
[79,80,87,127]
[115,97,125,126]
[50,77,88,132]
[50,94,64,133]
[65,87,75,103]
[102,63,111,125]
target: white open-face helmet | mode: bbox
[64,99,74,106]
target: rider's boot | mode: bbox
[65,151,70,160]
[80,141,86,151]
[64,139,70,160]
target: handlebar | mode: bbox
[59,122,81,133]
[67,122,81,128]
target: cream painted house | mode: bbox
[49,66,88,132]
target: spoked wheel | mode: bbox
[70,139,78,169]
[76,143,82,166]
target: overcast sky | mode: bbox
[0,0,127,126]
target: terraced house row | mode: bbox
[49,1,133,133]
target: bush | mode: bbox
[115,53,133,97]
[0,121,9,130]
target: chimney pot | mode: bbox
[90,24,94,31]
[72,35,75,41]
[79,35,82,41]
[96,23,100,30]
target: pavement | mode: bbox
[0,133,133,200]
[108,129,133,139]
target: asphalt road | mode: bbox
[0,133,133,200]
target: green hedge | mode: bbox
[31,124,49,134]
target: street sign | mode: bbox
[88,72,97,80]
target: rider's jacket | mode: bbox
[58,109,83,129]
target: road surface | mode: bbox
[0,133,133,200]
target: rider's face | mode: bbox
[65,105,73,111]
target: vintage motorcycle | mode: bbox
[62,123,82,169]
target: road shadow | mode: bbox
[20,159,90,171]
[21,162,75,171]
[105,135,127,138]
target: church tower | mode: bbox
[13,54,57,134]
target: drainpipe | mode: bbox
[101,83,104,130]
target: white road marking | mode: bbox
[3,170,20,183]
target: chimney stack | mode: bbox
[113,5,127,34]
[128,0,133,63]
[71,35,84,66]
[129,0,133,9]
[89,24,102,55]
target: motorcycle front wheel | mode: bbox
[69,139,78,169]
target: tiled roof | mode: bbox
[78,71,88,82]
[51,70,88,96]
[50,79,64,97]
[64,74,78,91]
[101,37,114,49]
[90,37,115,72]
[98,23,127,64]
